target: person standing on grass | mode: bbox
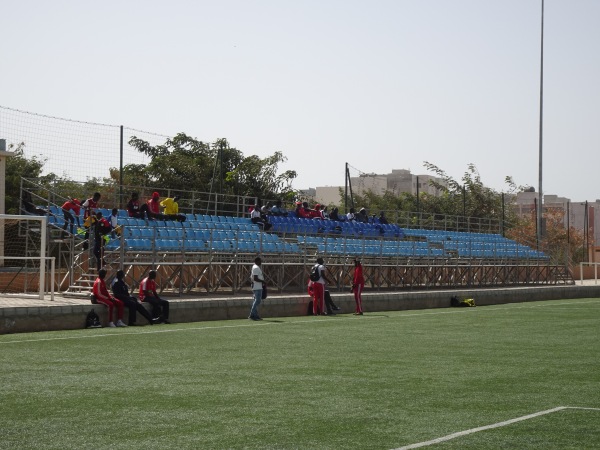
[139,270,170,324]
[312,257,333,316]
[308,276,340,316]
[352,258,365,315]
[93,269,127,327]
[249,256,265,321]
[112,270,158,326]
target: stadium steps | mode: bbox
[555,266,576,285]
[63,273,97,297]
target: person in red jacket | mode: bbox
[146,192,165,220]
[61,197,81,234]
[82,192,101,220]
[352,258,365,315]
[92,269,127,327]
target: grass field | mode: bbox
[1,298,599,449]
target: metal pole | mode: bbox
[537,0,545,245]
[344,162,348,214]
[119,126,124,209]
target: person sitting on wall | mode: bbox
[139,270,170,324]
[112,270,158,326]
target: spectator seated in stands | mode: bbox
[329,207,343,222]
[377,211,389,225]
[346,207,356,222]
[270,200,288,216]
[250,204,272,231]
[356,207,369,223]
[293,202,303,217]
[127,192,147,220]
[297,202,314,219]
[146,192,166,220]
[310,204,325,219]
[160,195,186,222]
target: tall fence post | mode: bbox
[119,126,124,209]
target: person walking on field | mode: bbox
[312,257,332,316]
[352,258,365,315]
[249,256,265,321]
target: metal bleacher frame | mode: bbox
[21,178,572,297]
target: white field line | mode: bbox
[1,298,598,345]
[394,406,600,450]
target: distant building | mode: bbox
[313,169,447,206]
[514,191,599,247]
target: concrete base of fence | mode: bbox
[2,284,599,334]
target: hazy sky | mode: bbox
[2,0,599,201]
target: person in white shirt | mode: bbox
[249,257,265,320]
[346,207,356,222]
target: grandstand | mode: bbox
[9,177,573,299]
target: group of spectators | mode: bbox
[59,191,187,269]
[92,268,170,327]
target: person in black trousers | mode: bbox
[111,270,158,326]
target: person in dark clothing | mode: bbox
[111,270,159,326]
[139,270,170,324]
[378,211,389,225]
[126,192,147,220]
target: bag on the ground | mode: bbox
[450,296,476,307]
[309,265,320,282]
[307,300,313,315]
[85,309,102,328]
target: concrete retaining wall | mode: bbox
[2,285,599,334]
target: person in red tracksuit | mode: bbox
[352,258,365,315]
[93,269,127,327]
[311,257,332,316]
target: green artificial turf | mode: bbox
[0,298,599,449]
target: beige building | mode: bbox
[313,169,447,206]
[514,191,600,246]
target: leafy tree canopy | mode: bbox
[123,133,297,201]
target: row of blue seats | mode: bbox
[122,227,276,242]
[298,235,547,260]
[404,228,512,243]
[107,238,301,254]
[269,216,403,238]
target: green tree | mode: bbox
[124,133,297,201]
[5,143,47,214]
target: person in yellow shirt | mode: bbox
[160,195,186,222]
